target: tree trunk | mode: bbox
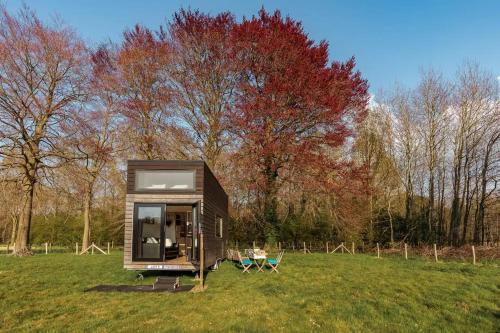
[387,193,394,247]
[473,192,481,245]
[204,124,221,173]
[450,154,467,246]
[13,181,35,256]
[81,190,92,251]
[437,164,446,244]
[475,133,499,244]
[9,214,18,246]
[262,162,279,239]
[427,171,435,241]
[404,169,413,223]
[369,191,374,243]
[450,130,465,246]
[461,171,472,244]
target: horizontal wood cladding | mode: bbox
[201,163,229,265]
[127,160,205,195]
[124,160,229,270]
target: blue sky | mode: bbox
[4,0,500,94]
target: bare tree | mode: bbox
[354,100,400,244]
[450,63,498,244]
[414,69,450,242]
[64,109,117,250]
[166,9,238,172]
[391,87,420,224]
[0,6,87,255]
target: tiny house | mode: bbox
[124,160,228,271]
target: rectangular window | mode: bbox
[215,215,223,238]
[135,170,195,191]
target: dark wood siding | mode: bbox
[201,163,229,266]
[127,160,204,195]
[124,160,228,271]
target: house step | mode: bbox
[156,276,179,283]
[153,276,179,290]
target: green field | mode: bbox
[0,252,498,332]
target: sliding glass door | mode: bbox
[133,203,165,261]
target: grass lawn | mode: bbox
[0,252,498,332]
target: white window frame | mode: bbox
[215,215,223,238]
[135,169,196,192]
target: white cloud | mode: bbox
[368,94,377,108]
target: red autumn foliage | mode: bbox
[91,25,172,160]
[118,25,171,116]
[229,9,369,227]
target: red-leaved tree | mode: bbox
[229,9,368,238]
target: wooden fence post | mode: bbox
[75,243,78,255]
[107,242,110,254]
[253,240,256,249]
[91,242,95,255]
[433,244,438,262]
[326,242,329,253]
[45,242,48,255]
[303,242,306,254]
[404,243,408,260]
[376,243,380,258]
[200,233,205,288]
[472,245,476,265]
[111,241,114,249]
[278,241,281,251]
[49,243,52,252]
[341,242,344,254]
[292,243,295,251]
[351,242,355,255]
[309,241,312,252]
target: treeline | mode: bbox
[357,67,499,246]
[0,6,498,255]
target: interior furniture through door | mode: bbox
[133,203,165,261]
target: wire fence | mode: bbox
[0,242,124,255]
[229,240,500,265]
[2,240,498,265]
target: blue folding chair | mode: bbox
[237,251,254,273]
[266,250,284,273]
